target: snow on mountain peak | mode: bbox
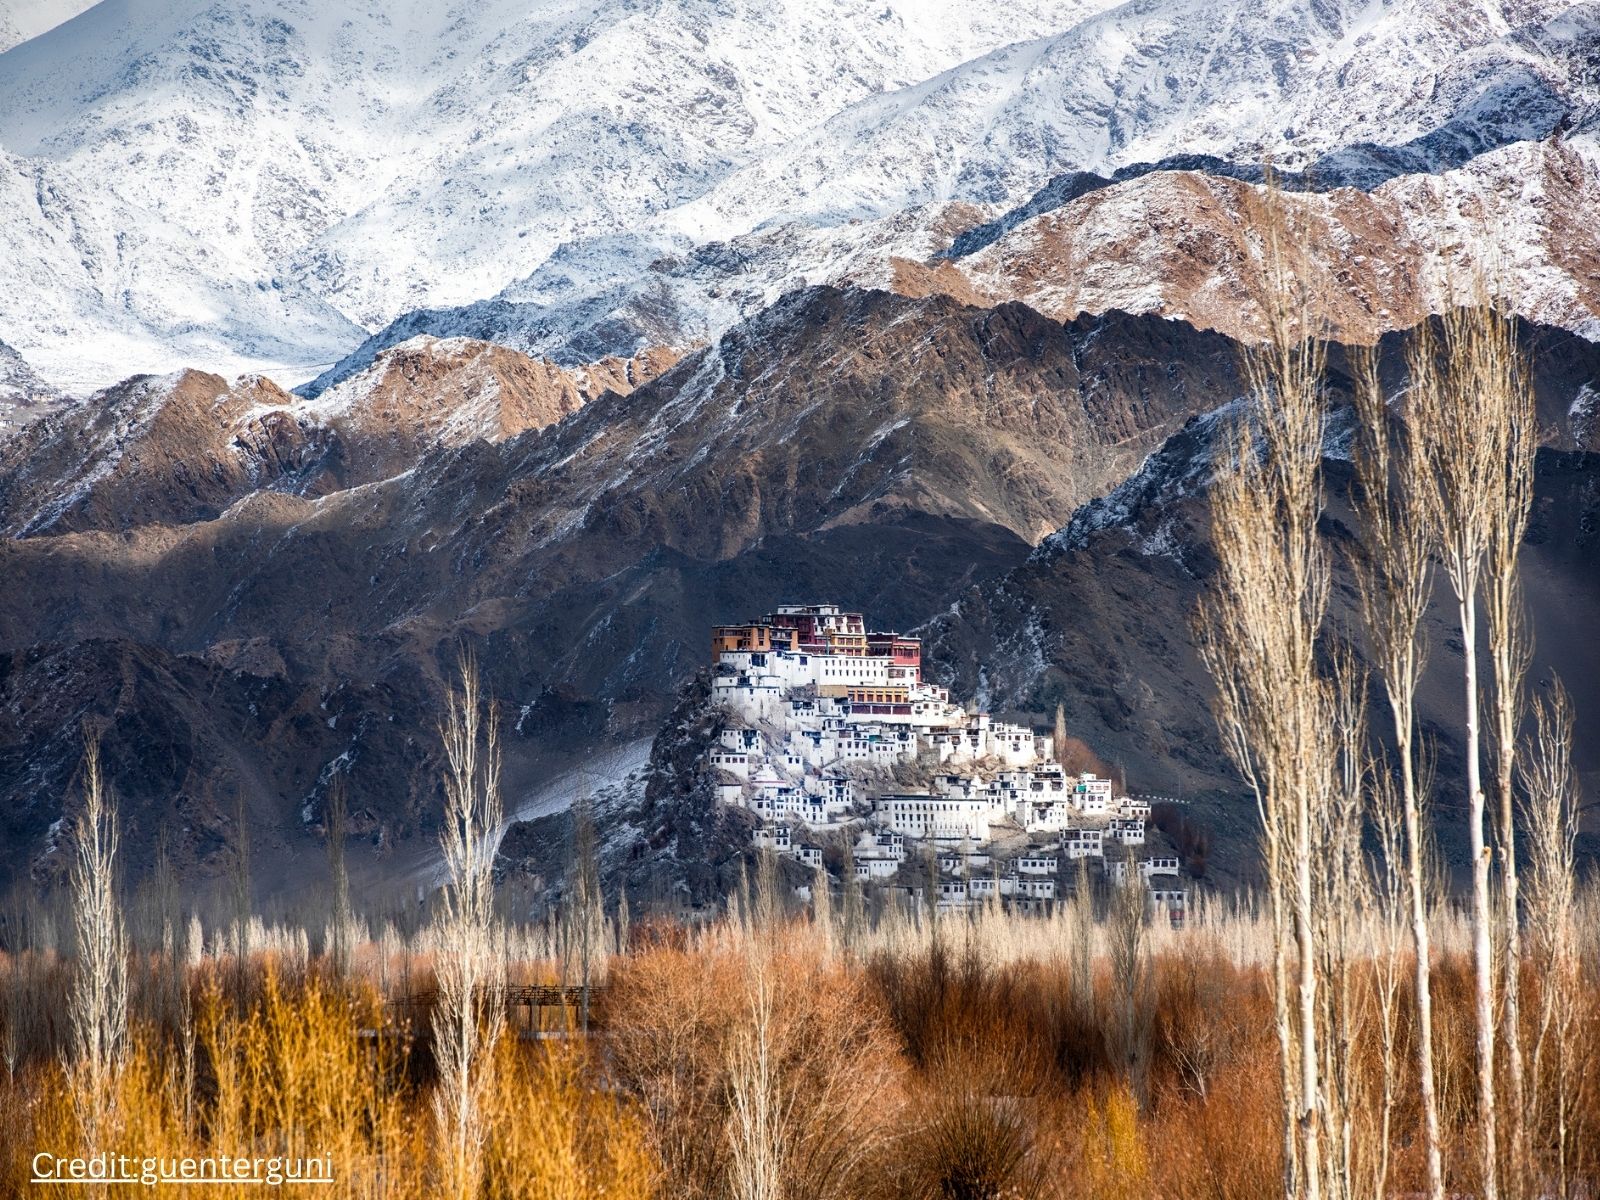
[0,0,1592,393]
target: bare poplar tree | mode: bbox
[1351,345,1444,1200]
[1368,766,1408,1200]
[232,790,251,971]
[1411,304,1528,1199]
[324,776,352,974]
[70,733,127,1133]
[1521,683,1580,1197]
[1198,178,1334,1200]
[1109,865,1150,1106]
[431,654,506,1200]
[840,847,863,953]
[1317,654,1369,1200]
[568,779,604,1032]
[1481,309,1536,1184]
[810,862,835,961]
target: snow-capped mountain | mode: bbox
[0,0,1112,389]
[906,135,1600,344]
[0,0,94,53]
[2,0,1595,393]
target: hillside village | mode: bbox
[705,604,1188,921]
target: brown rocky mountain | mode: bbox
[3,287,1595,902]
[0,337,677,537]
[891,137,1600,347]
[920,324,1600,880]
[0,287,1260,894]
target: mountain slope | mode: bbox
[0,337,675,536]
[895,135,1600,344]
[0,0,96,53]
[3,0,1593,390]
[0,287,1257,890]
[0,0,1106,388]
[921,323,1600,878]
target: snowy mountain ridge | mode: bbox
[1,0,1595,393]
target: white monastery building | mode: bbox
[702,604,1185,916]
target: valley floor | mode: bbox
[3,891,1598,1198]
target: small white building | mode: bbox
[1017,855,1058,876]
[856,857,900,880]
[1108,817,1146,846]
[753,825,792,851]
[1062,828,1104,860]
[709,748,752,778]
[1140,856,1181,880]
[1073,773,1113,814]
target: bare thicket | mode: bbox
[1199,179,1334,1200]
[431,655,507,1200]
[1351,342,1446,1200]
[726,937,787,1200]
[1410,302,1531,1200]
[69,732,128,1136]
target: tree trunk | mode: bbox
[1460,590,1498,1200]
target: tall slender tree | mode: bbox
[1198,178,1334,1200]
[1481,310,1536,1186]
[325,775,352,975]
[431,654,506,1200]
[69,732,127,1136]
[1411,304,1529,1200]
[1351,345,1444,1200]
[568,776,604,1033]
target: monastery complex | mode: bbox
[705,604,1187,921]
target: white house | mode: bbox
[1073,773,1113,814]
[1140,856,1181,880]
[1062,828,1105,860]
[1108,817,1146,846]
[753,825,792,851]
